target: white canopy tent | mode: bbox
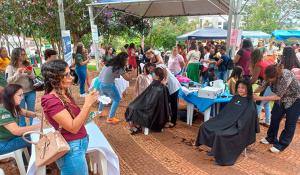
[86,0,243,71]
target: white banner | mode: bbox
[91,25,99,44]
[61,30,72,66]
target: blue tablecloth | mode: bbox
[179,81,232,113]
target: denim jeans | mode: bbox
[75,65,87,95]
[98,82,121,118]
[0,135,31,165]
[55,135,89,175]
[19,90,36,127]
[265,98,300,151]
[218,70,227,82]
[256,87,274,125]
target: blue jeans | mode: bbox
[55,135,89,175]
[256,101,271,125]
[265,98,300,151]
[98,82,121,118]
[19,90,36,127]
[0,135,31,165]
[75,65,87,95]
[218,70,227,81]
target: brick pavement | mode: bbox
[1,80,300,175]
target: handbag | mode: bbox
[22,113,70,167]
[30,69,44,91]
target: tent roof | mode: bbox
[176,28,272,41]
[87,0,231,18]
[176,26,228,41]
[241,31,271,39]
[271,30,300,41]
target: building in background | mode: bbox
[188,15,229,30]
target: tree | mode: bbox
[241,0,300,34]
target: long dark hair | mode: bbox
[105,46,112,56]
[43,60,76,118]
[106,52,129,73]
[0,47,10,61]
[129,43,135,50]
[9,48,30,68]
[229,66,244,80]
[138,46,144,55]
[250,49,263,71]
[281,46,300,70]
[235,77,253,98]
[0,84,23,118]
[76,44,86,60]
[242,39,253,51]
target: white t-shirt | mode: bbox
[203,53,210,68]
[156,64,181,95]
[296,52,300,62]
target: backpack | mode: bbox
[291,68,300,83]
[226,58,234,70]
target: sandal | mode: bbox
[165,123,176,128]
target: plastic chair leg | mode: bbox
[98,151,108,175]
[14,149,26,175]
[244,148,247,157]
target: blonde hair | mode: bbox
[269,41,275,50]
[146,49,155,55]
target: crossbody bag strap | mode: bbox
[40,113,44,139]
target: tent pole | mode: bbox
[226,0,234,55]
[231,0,242,58]
[89,6,100,72]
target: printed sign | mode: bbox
[61,30,72,66]
[91,25,99,44]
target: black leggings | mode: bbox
[170,90,179,125]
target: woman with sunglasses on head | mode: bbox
[0,84,46,167]
[6,48,36,127]
[253,64,300,153]
[41,60,98,174]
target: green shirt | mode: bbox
[255,46,267,54]
[0,105,18,142]
[75,53,85,65]
[0,73,8,88]
[35,55,40,63]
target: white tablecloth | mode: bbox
[27,119,120,175]
[89,77,129,98]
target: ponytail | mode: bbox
[264,64,284,81]
[269,41,275,50]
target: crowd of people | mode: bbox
[0,38,300,174]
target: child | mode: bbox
[126,67,169,135]
[134,64,153,96]
[196,77,259,166]
[226,66,243,95]
[208,67,218,83]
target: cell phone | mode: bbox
[129,64,133,70]
[26,66,32,70]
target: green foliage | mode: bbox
[241,0,300,34]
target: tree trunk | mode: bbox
[39,34,43,68]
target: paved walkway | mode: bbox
[1,80,300,175]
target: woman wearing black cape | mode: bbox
[195,78,260,166]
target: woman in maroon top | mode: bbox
[233,39,253,77]
[41,60,98,174]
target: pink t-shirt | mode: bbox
[41,94,87,142]
[168,54,184,75]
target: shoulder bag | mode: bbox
[22,113,70,167]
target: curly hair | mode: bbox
[9,48,30,68]
[43,60,76,118]
[281,46,300,70]
[106,52,129,73]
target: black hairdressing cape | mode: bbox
[195,95,260,166]
[125,80,170,132]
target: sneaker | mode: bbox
[80,93,88,97]
[260,138,270,144]
[106,117,120,124]
[269,146,280,153]
[99,112,105,117]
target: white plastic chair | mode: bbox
[87,149,108,175]
[0,168,4,175]
[0,148,29,175]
